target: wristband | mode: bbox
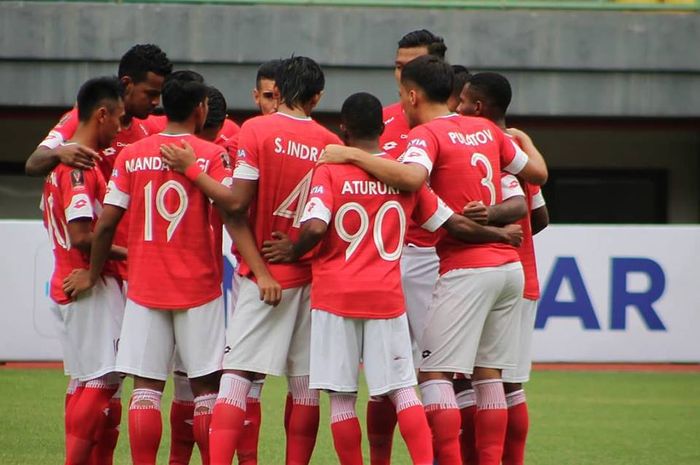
[184,164,202,182]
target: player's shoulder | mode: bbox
[240,114,270,130]
[382,102,402,121]
[56,108,79,128]
[189,135,226,157]
[221,118,241,136]
[141,114,167,134]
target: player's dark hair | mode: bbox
[256,59,283,87]
[161,78,208,123]
[118,44,173,83]
[341,92,384,141]
[167,70,205,84]
[468,72,512,115]
[401,55,454,104]
[76,76,122,122]
[275,56,325,109]
[204,87,227,130]
[451,65,472,99]
[398,29,447,58]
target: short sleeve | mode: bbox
[502,136,529,176]
[413,185,455,232]
[300,166,334,225]
[39,109,79,150]
[400,126,439,175]
[61,167,96,222]
[233,124,260,181]
[501,174,525,201]
[104,150,131,209]
[530,184,546,209]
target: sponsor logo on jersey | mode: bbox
[103,147,117,157]
[408,138,427,148]
[310,185,324,195]
[382,141,398,151]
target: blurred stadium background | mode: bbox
[0,1,699,464]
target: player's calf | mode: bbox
[387,387,433,465]
[329,392,363,465]
[419,373,461,465]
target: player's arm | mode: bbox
[531,206,549,235]
[63,205,125,298]
[25,144,101,177]
[66,218,127,260]
[505,128,548,186]
[464,174,527,226]
[262,220,328,264]
[320,144,427,192]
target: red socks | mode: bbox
[65,378,119,465]
[473,379,508,465]
[89,396,122,465]
[420,380,461,465]
[286,376,320,465]
[169,400,195,465]
[389,388,433,465]
[238,380,264,465]
[128,389,163,465]
[502,390,529,465]
[209,374,251,465]
[193,394,217,465]
[366,396,397,465]
[329,393,363,465]
[456,389,478,465]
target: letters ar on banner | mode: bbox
[1,221,698,363]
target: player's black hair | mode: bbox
[341,92,384,141]
[204,87,228,130]
[451,65,472,99]
[275,56,325,109]
[161,78,208,123]
[400,55,454,104]
[256,59,283,87]
[167,70,205,84]
[398,29,447,58]
[468,72,513,115]
[76,76,122,122]
[118,44,173,83]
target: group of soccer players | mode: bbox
[28,28,549,465]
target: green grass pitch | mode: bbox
[0,368,698,464]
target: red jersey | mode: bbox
[302,157,453,319]
[234,112,342,288]
[39,109,164,280]
[380,102,437,248]
[105,133,233,309]
[42,160,118,304]
[402,114,530,274]
[214,118,241,146]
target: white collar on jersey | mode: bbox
[436,113,459,119]
[158,132,191,137]
[275,112,312,122]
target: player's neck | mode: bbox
[419,102,452,125]
[277,104,311,119]
[163,120,196,136]
[348,138,381,154]
[70,123,100,151]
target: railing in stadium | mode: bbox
[30,0,700,11]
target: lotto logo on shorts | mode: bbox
[422,350,432,359]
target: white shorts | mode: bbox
[502,298,538,383]
[224,277,311,377]
[400,245,440,367]
[116,297,225,381]
[420,262,524,374]
[309,310,416,396]
[50,276,125,382]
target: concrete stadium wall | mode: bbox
[1,2,699,116]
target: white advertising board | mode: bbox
[1,221,698,362]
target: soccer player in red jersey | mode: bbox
[160,56,341,465]
[368,30,450,464]
[321,56,547,465]
[260,92,523,465]
[458,72,549,465]
[27,45,172,465]
[42,77,126,465]
[63,76,232,465]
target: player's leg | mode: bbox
[169,369,195,465]
[63,276,124,465]
[237,375,265,465]
[173,296,226,465]
[501,297,537,465]
[453,375,477,465]
[210,277,298,465]
[364,314,433,465]
[285,285,319,465]
[471,263,524,465]
[308,309,363,465]
[89,380,123,465]
[115,299,176,465]
[419,268,500,465]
